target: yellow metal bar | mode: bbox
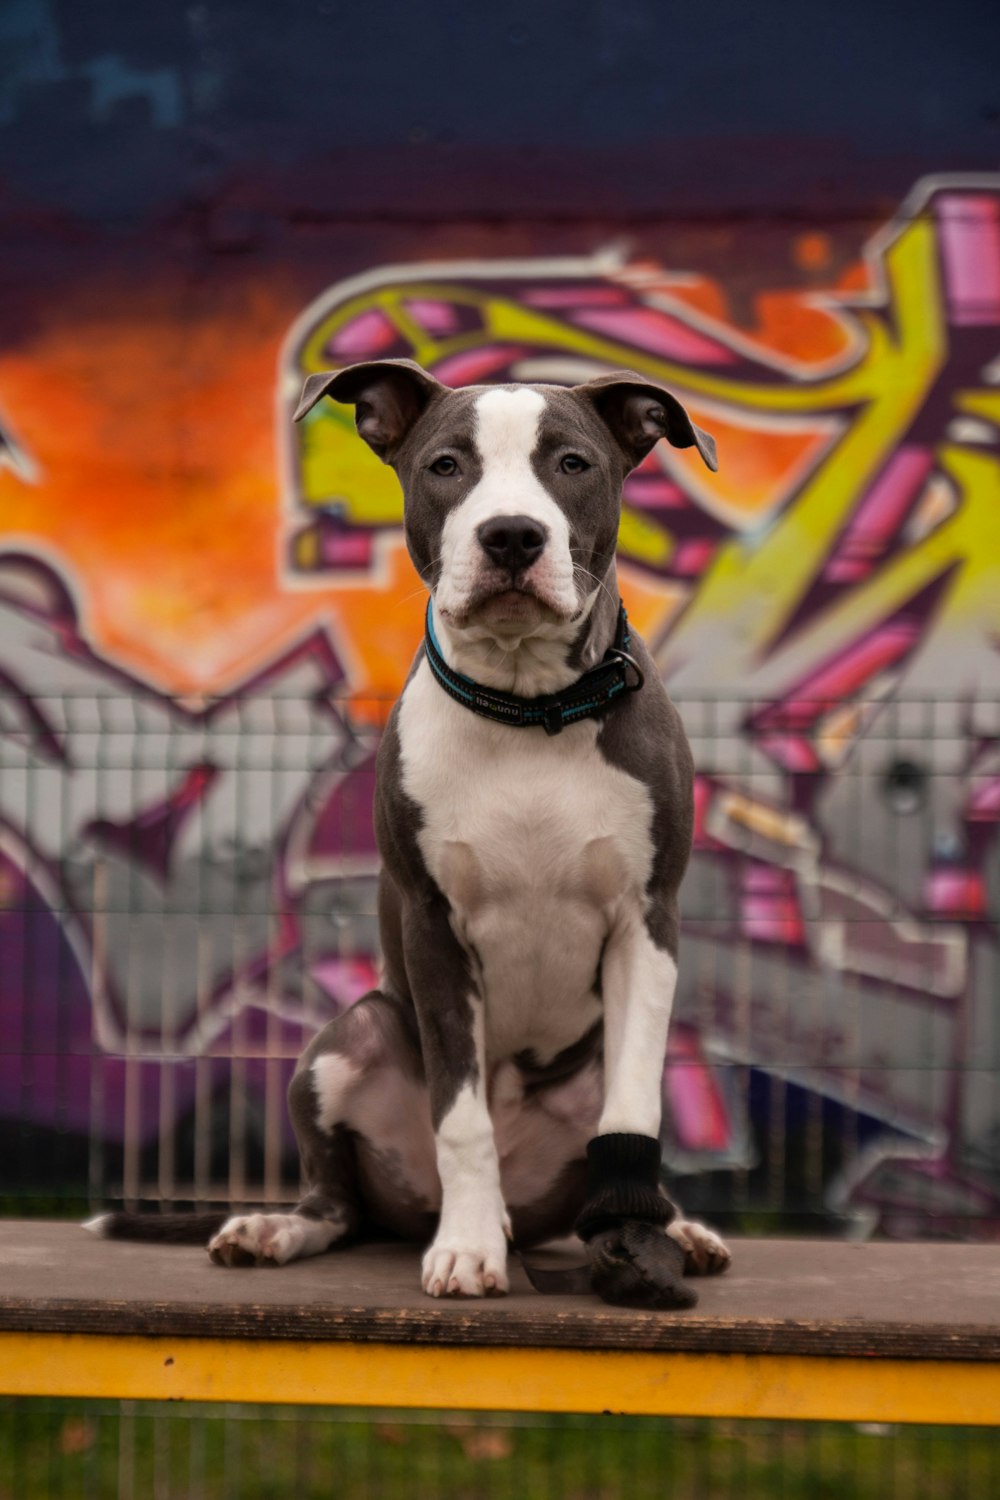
[1,1333,998,1425]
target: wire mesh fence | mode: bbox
[2,1401,999,1500]
[2,688,999,1493]
[1,689,998,1236]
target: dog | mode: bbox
[90,360,730,1306]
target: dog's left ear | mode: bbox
[578,371,718,473]
[293,358,444,462]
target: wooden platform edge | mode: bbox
[2,1298,1000,1363]
[2,1331,999,1424]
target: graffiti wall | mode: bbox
[2,173,999,1233]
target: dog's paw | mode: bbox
[421,1232,509,1298]
[667,1217,731,1275]
[208,1213,304,1268]
[587,1220,697,1309]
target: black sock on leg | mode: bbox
[574,1133,673,1241]
[573,1134,695,1310]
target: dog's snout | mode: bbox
[476,515,547,573]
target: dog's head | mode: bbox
[295,360,717,639]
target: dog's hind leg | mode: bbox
[207,1209,346,1268]
[666,1217,731,1275]
[209,992,432,1267]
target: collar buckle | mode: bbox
[604,647,645,694]
[542,704,564,736]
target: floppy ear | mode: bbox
[293,358,444,462]
[578,371,718,473]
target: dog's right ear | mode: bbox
[293,359,443,463]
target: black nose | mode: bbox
[477,515,547,573]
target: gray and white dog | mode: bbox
[93,360,730,1306]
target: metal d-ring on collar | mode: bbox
[423,599,645,736]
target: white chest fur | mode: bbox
[397,659,656,1065]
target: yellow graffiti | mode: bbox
[294,277,819,568]
[660,219,949,676]
[290,199,1000,711]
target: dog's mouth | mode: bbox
[481,587,547,619]
[445,584,565,633]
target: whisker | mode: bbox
[390,555,443,613]
[391,584,433,612]
[572,564,617,610]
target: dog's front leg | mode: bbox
[404,896,510,1298]
[575,903,696,1307]
[597,905,676,1140]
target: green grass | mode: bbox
[1,1402,998,1499]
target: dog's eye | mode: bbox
[430,455,459,476]
[559,454,590,475]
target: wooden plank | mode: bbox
[3,1333,1000,1424]
[2,1221,1000,1366]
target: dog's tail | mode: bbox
[83,1210,230,1245]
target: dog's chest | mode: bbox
[396,661,655,1062]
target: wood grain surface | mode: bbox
[2,1222,1000,1362]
